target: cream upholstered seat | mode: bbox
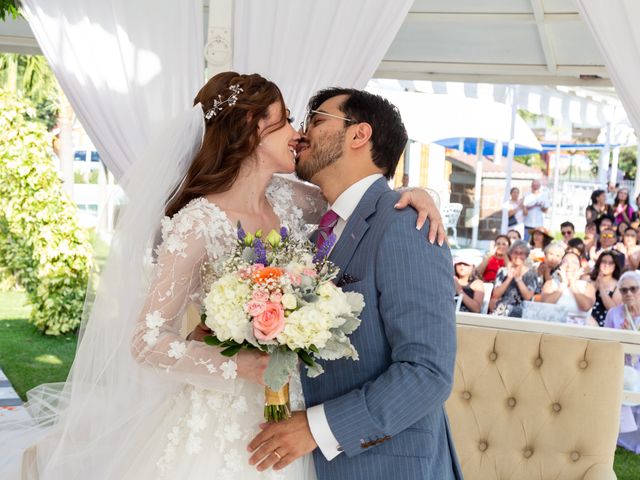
[446,325,623,480]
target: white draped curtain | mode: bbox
[21,0,204,180]
[576,0,640,135]
[233,0,413,124]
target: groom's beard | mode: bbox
[295,129,345,182]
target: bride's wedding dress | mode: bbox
[123,177,317,479]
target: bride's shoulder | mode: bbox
[160,197,228,242]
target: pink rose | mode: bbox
[246,300,266,316]
[253,302,285,341]
[303,268,317,278]
[270,291,283,303]
[252,289,269,303]
[287,272,302,286]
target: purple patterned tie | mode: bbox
[316,209,339,251]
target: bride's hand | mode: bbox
[237,349,270,386]
[394,188,446,245]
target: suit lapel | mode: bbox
[329,177,390,280]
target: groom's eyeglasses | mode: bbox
[300,110,356,134]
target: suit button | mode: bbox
[478,441,488,452]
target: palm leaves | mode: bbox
[0,53,61,129]
[0,0,18,21]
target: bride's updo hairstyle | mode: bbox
[165,71,287,217]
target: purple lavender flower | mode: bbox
[237,222,246,242]
[280,226,289,240]
[313,233,336,264]
[254,238,267,265]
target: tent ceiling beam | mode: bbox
[406,12,580,24]
[529,0,557,74]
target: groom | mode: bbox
[247,88,461,479]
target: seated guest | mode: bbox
[590,251,623,326]
[604,271,640,453]
[586,188,612,223]
[566,237,590,273]
[583,221,598,258]
[453,255,484,313]
[540,252,596,325]
[617,220,631,240]
[612,188,636,225]
[617,228,640,269]
[529,226,553,251]
[537,241,565,285]
[596,214,615,237]
[477,234,510,283]
[590,226,618,262]
[506,229,521,243]
[560,221,575,242]
[490,240,537,318]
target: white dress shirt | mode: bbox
[307,173,383,461]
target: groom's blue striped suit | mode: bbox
[302,178,462,479]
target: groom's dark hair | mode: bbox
[307,88,408,179]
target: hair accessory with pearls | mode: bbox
[204,84,243,122]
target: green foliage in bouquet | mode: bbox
[0,90,92,335]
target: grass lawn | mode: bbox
[0,291,77,401]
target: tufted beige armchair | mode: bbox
[446,325,623,480]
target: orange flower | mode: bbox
[252,266,284,284]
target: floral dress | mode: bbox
[492,267,538,318]
[125,177,319,480]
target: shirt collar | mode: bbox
[330,174,384,222]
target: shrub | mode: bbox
[0,90,92,335]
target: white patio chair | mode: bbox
[440,203,463,246]
[480,282,493,315]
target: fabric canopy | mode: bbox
[576,0,640,136]
[368,88,542,153]
[233,0,413,126]
[21,0,204,181]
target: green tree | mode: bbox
[588,146,638,180]
[0,90,92,335]
[0,53,61,130]
[0,0,18,21]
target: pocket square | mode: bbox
[336,273,360,288]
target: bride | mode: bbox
[1,72,439,479]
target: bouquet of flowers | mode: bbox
[202,224,364,421]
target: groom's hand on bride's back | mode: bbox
[394,188,447,246]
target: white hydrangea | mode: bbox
[277,305,333,350]
[316,282,353,323]
[204,273,252,343]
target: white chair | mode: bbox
[454,294,463,312]
[480,282,493,315]
[440,203,463,246]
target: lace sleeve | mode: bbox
[131,205,238,393]
[274,175,327,224]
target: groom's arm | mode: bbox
[321,210,456,458]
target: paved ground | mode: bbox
[0,367,29,423]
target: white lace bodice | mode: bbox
[130,176,316,392]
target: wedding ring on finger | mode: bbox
[273,450,282,460]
